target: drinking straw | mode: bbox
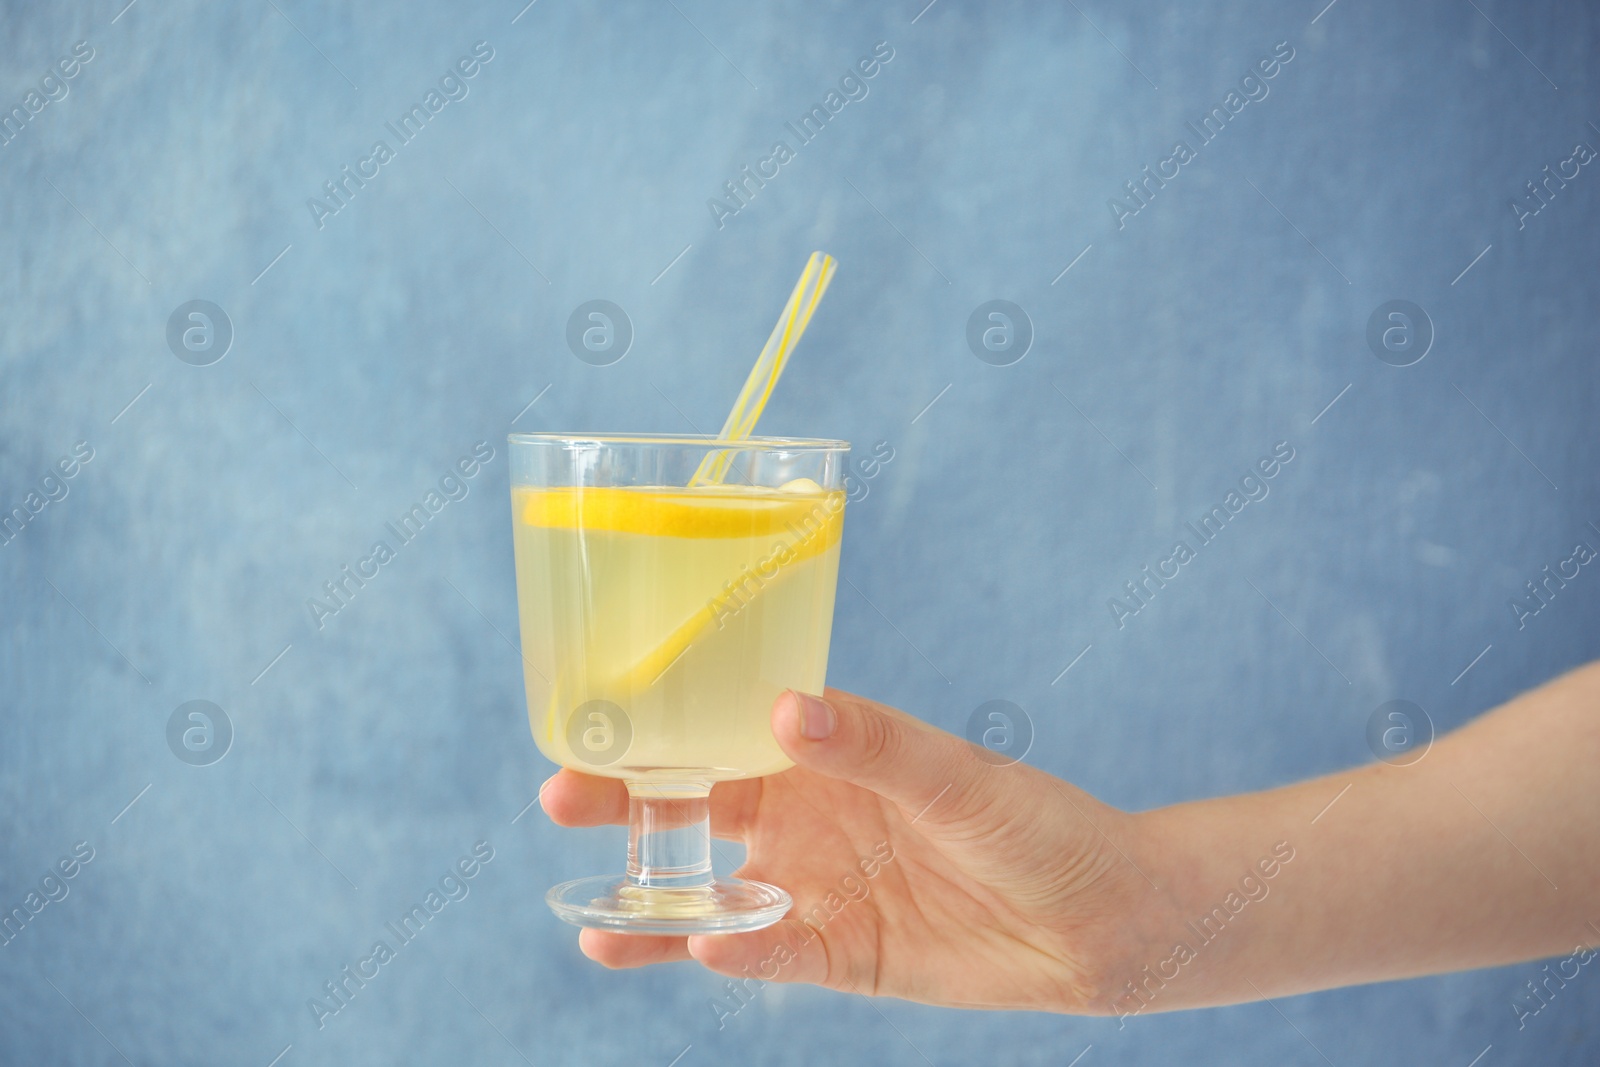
[690,251,836,486]
[598,253,840,697]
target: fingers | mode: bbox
[579,922,832,985]
[687,920,830,986]
[539,769,764,840]
[578,929,693,968]
[772,688,1013,829]
[539,770,627,827]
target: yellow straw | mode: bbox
[691,251,836,485]
[590,253,837,707]
[546,254,838,743]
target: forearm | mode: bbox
[1103,660,1600,1016]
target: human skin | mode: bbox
[538,660,1600,1015]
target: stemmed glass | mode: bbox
[508,433,848,934]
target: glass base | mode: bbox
[547,875,791,935]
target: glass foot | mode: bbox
[547,875,791,935]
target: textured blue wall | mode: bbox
[2,0,1597,1063]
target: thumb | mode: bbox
[772,688,1011,827]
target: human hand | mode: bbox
[540,688,1153,1012]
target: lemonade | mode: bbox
[512,480,845,783]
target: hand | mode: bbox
[539,688,1152,1012]
[544,664,1600,1017]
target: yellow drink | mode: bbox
[512,481,844,782]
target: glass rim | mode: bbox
[507,432,850,450]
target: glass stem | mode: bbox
[626,783,714,890]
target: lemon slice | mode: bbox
[517,485,829,539]
[611,506,843,692]
[521,483,846,709]
[778,477,823,493]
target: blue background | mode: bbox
[2,0,1597,1063]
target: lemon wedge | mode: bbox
[517,485,829,540]
[520,484,844,703]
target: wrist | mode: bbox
[1092,798,1304,1019]
[1070,806,1200,1018]
[1018,797,1194,1017]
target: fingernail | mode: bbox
[538,774,557,801]
[795,691,836,740]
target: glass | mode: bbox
[508,433,849,934]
